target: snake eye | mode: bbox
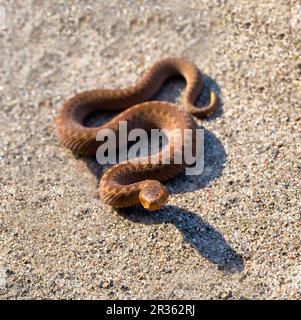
[139,181,168,211]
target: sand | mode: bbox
[0,0,300,299]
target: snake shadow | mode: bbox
[117,205,244,274]
[80,76,242,272]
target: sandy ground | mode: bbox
[0,0,300,299]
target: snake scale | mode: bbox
[56,57,216,211]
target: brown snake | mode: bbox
[56,57,216,211]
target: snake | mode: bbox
[56,57,216,211]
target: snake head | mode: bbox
[139,180,169,211]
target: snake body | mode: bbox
[56,57,216,210]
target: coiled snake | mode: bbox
[56,57,216,211]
